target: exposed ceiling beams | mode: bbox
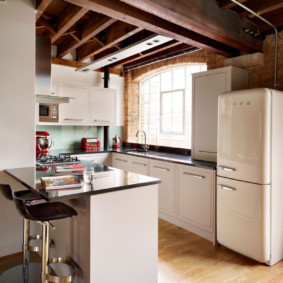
[35,0,283,75]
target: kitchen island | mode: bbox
[5,165,160,283]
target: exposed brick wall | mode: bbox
[124,32,283,142]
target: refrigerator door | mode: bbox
[217,177,270,263]
[217,88,271,184]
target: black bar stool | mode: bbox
[0,184,43,267]
[12,191,78,283]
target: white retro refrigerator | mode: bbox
[217,88,283,265]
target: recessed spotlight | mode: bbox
[153,40,160,43]
[147,42,153,46]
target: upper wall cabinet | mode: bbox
[57,83,117,126]
[90,88,117,126]
[191,66,249,162]
[59,84,90,125]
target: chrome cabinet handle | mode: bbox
[132,162,146,166]
[217,184,236,191]
[64,118,84,121]
[93,119,111,123]
[115,158,128,162]
[183,172,205,179]
[153,166,170,171]
[199,150,217,155]
[217,165,236,172]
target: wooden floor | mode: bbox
[2,219,283,282]
[158,219,283,283]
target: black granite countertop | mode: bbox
[5,165,160,202]
[50,148,216,170]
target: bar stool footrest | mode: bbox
[42,257,76,283]
[27,234,42,252]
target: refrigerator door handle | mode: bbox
[217,165,236,172]
[217,184,236,191]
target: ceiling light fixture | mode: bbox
[75,34,172,72]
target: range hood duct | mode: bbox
[35,36,72,103]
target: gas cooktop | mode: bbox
[36,154,81,166]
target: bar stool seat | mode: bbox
[12,192,78,283]
[26,202,77,222]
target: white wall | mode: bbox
[0,0,35,256]
[52,64,125,125]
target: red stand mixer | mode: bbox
[36,131,53,156]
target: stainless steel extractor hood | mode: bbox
[36,36,73,103]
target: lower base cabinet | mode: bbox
[111,152,216,244]
[176,165,216,244]
[148,160,175,217]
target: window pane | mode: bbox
[161,71,172,91]
[172,91,183,113]
[161,92,171,114]
[173,67,185,89]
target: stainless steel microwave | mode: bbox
[39,103,59,123]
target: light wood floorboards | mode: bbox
[158,219,283,283]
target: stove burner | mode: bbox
[36,154,81,166]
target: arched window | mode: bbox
[139,64,207,149]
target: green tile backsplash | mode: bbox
[36,125,123,150]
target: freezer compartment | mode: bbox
[217,88,271,184]
[217,177,270,263]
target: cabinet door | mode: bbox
[177,166,214,232]
[130,156,148,175]
[90,88,117,125]
[192,71,227,162]
[112,153,132,172]
[59,84,90,125]
[149,160,175,216]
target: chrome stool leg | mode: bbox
[41,221,49,283]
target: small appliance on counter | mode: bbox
[36,131,54,156]
[81,137,100,151]
[112,135,122,150]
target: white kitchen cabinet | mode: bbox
[90,88,117,125]
[112,153,148,175]
[192,66,248,162]
[112,153,132,172]
[177,165,216,243]
[71,153,111,166]
[59,83,90,125]
[148,160,175,217]
[130,156,148,175]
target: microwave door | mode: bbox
[217,89,271,184]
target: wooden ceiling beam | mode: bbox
[51,6,88,44]
[117,0,261,52]
[64,0,239,57]
[52,57,85,68]
[238,0,283,18]
[36,0,53,21]
[76,23,142,61]
[218,0,247,10]
[37,17,57,34]
[123,45,197,70]
[57,15,116,58]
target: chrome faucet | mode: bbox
[136,130,149,152]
